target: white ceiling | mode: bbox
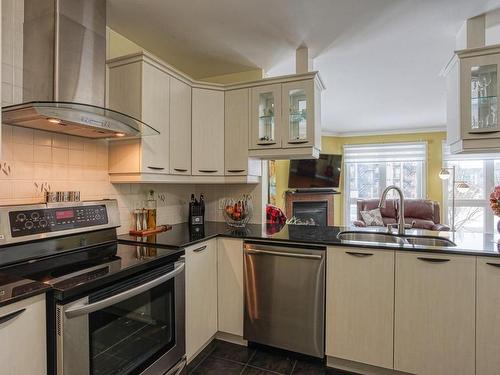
[108,0,500,134]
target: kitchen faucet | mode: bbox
[378,185,406,236]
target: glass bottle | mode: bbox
[146,190,157,230]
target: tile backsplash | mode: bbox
[0,125,263,234]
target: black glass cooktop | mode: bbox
[1,242,183,300]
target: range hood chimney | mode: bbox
[1,0,158,139]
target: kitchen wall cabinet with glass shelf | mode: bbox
[446,44,500,154]
[249,74,324,160]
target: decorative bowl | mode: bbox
[222,196,253,227]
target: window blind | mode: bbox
[343,142,427,163]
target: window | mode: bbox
[443,145,500,233]
[343,142,427,224]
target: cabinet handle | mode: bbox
[227,169,245,173]
[0,308,25,326]
[147,166,165,170]
[486,262,500,268]
[257,142,277,146]
[288,140,309,144]
[346,251,373,257]
[174,168,188,172]
[468,130,500,135]
[193,245,207,253]
[417,257,450,263]
[198,169,218,173]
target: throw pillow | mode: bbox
[360,208,384,226]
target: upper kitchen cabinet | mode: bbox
[225,89,261,177]
[447,45,500,153]
[170,77,192,175]
[107,54,170,174]
[248,73,324,160]
[192,88,225,176]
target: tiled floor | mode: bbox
[187,340,359,375]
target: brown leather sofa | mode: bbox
[353,199,450,231]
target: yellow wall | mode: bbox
[274,132,447,225]
[107,28,144,59]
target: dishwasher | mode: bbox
[243,242,326,358]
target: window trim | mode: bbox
[343,142,428,225]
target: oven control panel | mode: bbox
[9,205,108,237]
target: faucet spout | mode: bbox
[378,185,406,235]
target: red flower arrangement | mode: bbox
[490,186,500,216]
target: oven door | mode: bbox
[56,259,185,375]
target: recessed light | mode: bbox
[47,118,61,124]
[115,132,125,137]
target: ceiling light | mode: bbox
[47,118,61,124]
[438,168,451,180]
[456,182,470,193]
[115,132,125,137]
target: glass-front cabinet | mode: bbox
[282,80,315,148]
[449,48,500,155]
[250,84,282,149]
[249,77,322,155]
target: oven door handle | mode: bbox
[64,262,185,319]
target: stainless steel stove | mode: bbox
[0,200,186,375]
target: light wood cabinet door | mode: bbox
[225,89,250,176]
[170,77,192,175]
[141,62,170,173]
[476,257,500,375]
[217,238,244,336]
[250,84,282,150]
[108,60,170,174]
[326,247,394,369]
[0,294,46,375]
[192,88,225,176]
[185,240,218,361]
[394,252,475,375]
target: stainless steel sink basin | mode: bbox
[337,231,457,247]
[403,236,456,247]
[337,231,406,245]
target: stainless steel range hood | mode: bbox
[1,0,158,139]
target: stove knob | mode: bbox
[39,219,47,228]
[25,221,34,229]
[31,212,39,220]
[16,213,26,222]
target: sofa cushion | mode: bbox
[360,208,384,226]
[404,200,435,222]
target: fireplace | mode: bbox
[292,201,328,226]
[285,190,338,226]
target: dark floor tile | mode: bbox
[210,340,256,364]
[292,360,329,375]
[242,366,278,374]
[249,349,296,374]
[191,357,245,375]
[187,341,217,373]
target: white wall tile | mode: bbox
[12,126,33,144]
[52,134,69,149]
[34,130,52,146]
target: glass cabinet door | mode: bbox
[258,92,276,143]
[470,64,498,133]
[250,84,282,149]
[282,80,315,147]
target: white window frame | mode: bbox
[343,142,427,225]
[442,144,500,233]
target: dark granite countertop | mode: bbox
[118,221,500,257]
[0,273,50,308]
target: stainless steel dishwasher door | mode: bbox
[243,242,326,358]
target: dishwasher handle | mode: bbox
[245,248,322,260]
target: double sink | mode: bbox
[337,231,457,248]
